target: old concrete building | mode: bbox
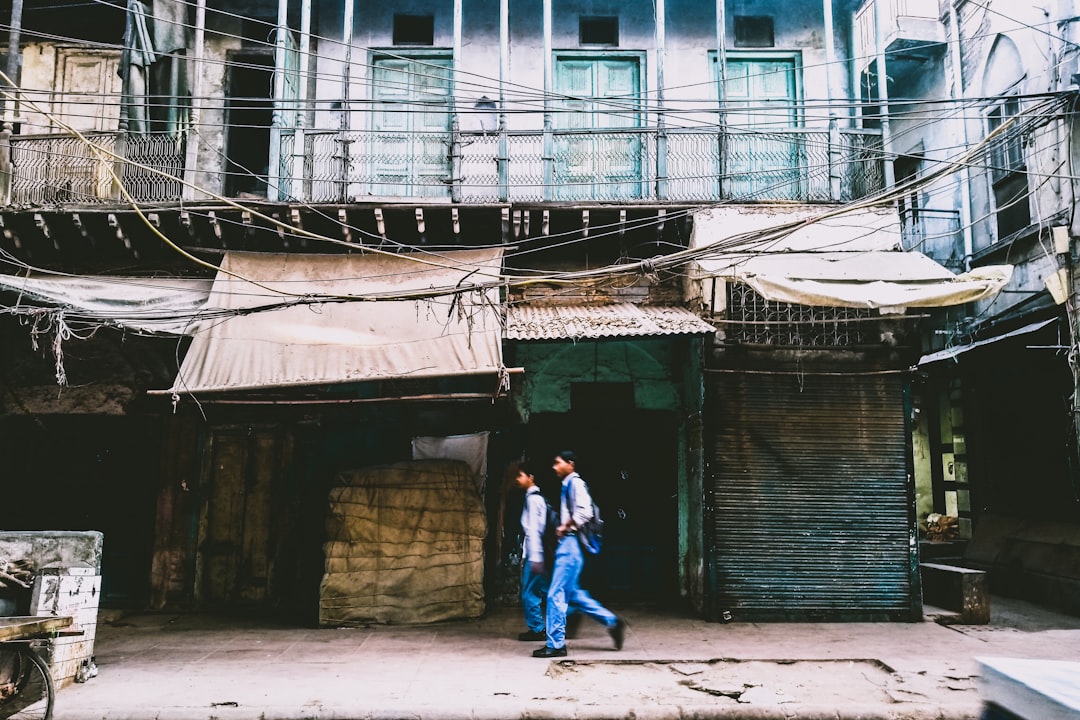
[885,0,1080,613]
[0,0,1020,623]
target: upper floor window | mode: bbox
[580,16,619,46]
[985,94,1030,238]
[734,16,775,48]
[393,14,434,46]
[986,95,1025,183]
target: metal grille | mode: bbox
[274,126,884,204]
[727,282,877,347]
[705,372,916,621]
[10,132,185,204]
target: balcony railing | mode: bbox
[279,126,884,205]
[854,0,945,71]
[2,126,882,207]
[8,131,186,205]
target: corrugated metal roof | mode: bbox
[505,303,716,340]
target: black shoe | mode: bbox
[517,629,546,641]
[565,612,583,639]
[532,645,567,658]
[609,617,626,650]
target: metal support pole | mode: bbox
[542,0,554,201]
[872,0,895,188]
[0,0,23,204]
[497,0,509,202]
[947,1,973,265]
[450,0,463,203]
[182,0,205,200]
[823,0,842,201]
[339,0,354,201]
[715,0,727,199]
[290,0,312,202]
[655,0,668,201]
[269,0,289,200]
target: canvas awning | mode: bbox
[0,273,212,335]
[165,249,505,395]
[696,251,1012,310]
[690,207,1011,311]
[505,303,715,340]
[917,318,1057,365]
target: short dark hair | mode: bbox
[517,461,535,477]
[557,450,577,466]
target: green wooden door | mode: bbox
[371,57,452,198]
[554,58,642,200]
[723,58,801,200]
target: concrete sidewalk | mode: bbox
[52,596,1080,720]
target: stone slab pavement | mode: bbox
[50,595,1080,720]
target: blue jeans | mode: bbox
[521,558,548,632]
[545,535,617,648]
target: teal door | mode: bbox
[370,57,452,198]
[722,58,801,200]
[554,58,642,200]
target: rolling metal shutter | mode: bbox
[705,372,919,621]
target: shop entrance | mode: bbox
[525,406,679,607]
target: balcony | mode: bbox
[1,126,882,208]
[854,0,946,75]
[277,126,883,205]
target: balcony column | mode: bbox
[0,0,23,204]
[450,0,463,203]
[497,0,509,202]
[946,1,973,265]
[290,0,312,203]
[715,0,727,199]
[181,0,205,200]
[339,0,354,202]
[822,0,841,201]
[872,0,895,187]
[655,0,667,201]
[542,0,553,201]
[269,0,289,200]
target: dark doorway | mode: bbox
[525,408,679,607]
[224,53,273,197]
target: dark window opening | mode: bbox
[394,14,435,46]
[571,382,635,411]
[580,16,619,46]
[734,15,775,48]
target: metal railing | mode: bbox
[8,131,186,205]
[282,126,884,204]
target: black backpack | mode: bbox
[567,478,604,555]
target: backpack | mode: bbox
[567,477,604,555]
[540,499,560,561]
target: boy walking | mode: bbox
[516,463,548,641]
[532,450,625,658]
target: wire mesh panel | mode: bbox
[553,129,651,201]
[506,132,545,202]
[304,131,347,203]
[11,133,117,204]
[459,132,500,203]
[727,282,877,347]
[121,132,185,202]
[840,130,884,201]
[667,129,722,201]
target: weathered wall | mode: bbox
[312,0,851,134]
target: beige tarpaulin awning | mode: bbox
[697,251,1013,310]
[166,249,505,395]
[690,207,1012,311]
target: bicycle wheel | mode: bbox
[0,646,53,720]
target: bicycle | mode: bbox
[0,641,53,720]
